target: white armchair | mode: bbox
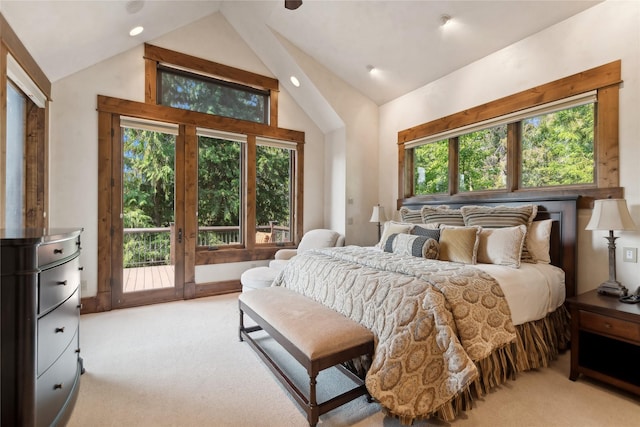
[269,229,345,271]
[240,229,345,292]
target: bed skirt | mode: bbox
[398,304,571,424]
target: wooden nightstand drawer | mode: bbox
[580,310,640,343]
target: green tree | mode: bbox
[522,104,594,187]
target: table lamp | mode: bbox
[369,204,387,241]
[586,198,637,296]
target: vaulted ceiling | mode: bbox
[1,0,601,105]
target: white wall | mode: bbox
[379,0,640,295]
[49,13,325,297]
[279,39,380,246]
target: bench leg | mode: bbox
[239,308,245,342]
[309,374,318,427]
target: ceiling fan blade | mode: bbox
[285,0,302,10]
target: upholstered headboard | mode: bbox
[401,195,579,298]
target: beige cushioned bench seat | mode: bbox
[239,286,374,427]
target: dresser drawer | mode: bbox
[37,289,80,376]
[36,329,80,427]
[39,257,80,315]
[580,310,640,343]
[38,236,80,268]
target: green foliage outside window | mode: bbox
[198,137,241,246]
[410,103,595,196]
[122,128,176,267]
[459,126,507,192]
[413,139,449,194]
[256,145,292,242]
[521,104,594,187]
[159,68,267,124]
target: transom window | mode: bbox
[158,66,269,124]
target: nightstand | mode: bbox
[566,289,640,395]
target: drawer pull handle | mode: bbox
[57,280,67,286]
[53,383,63,390]
[55,327,65,333]
[54,248,64,254]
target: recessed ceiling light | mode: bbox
[126,0,145,14]
[290,76,300,87]
[129,26,144,36]
[441,14,452,27]
[366,65,375,73]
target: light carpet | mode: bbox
[68,292,639,427]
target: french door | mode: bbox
[110,118,185,308]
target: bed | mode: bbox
[272,196,577,424]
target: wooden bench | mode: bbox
[238,286,374,427]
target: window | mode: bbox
[398,61,621,203]
[255,140,295,243]
[197,131,244,247]
[521,103,594,187]
[5,80,27,229]
[414,139,448,195]
[158,66,269,124]
[458,125,507,192]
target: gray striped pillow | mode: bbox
[460,204,538,262]
[399,207,423,224]
[420,205,465,226]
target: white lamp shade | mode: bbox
[586,199,636,231]
[369,205,387,223]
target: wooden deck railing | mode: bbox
[123,223,290,268]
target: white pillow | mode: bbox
[527,219,553,264]
[376,221,413,248]
[477,225,527,268]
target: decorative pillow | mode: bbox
[460,204,538,262]
[421,205,465,226]
[476,225,527,268]
[410,225,441,241]
[399,207,423,224]
[376,221,413,248]
[526,219,553,264]
[384,233,439,259]
[438,226,481,264]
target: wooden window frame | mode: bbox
[397,60,623,209]
[0,14,49,230]
[144,43,280,127]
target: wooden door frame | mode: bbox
[93,107,188,311]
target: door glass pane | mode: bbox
[5,81,26,229]
[122,128,176,292]
[197,136,242,247]
[256,144,292,243]
[458,125,507,192]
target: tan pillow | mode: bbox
[526,219,553,264]
[477,225,527,268]
[376,221,413,248]
[438,226,481,264]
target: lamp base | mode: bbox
[597,280,629,297]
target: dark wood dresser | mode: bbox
[1,228,83,426]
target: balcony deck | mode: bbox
[123,265,175,293]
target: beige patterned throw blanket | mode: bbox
[272,246,517,423]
